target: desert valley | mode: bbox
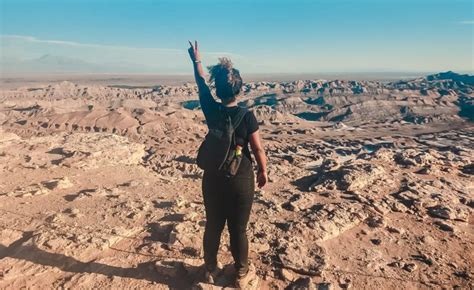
[0,71,473,289]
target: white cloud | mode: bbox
[1,34,190,54]
[458,20,474,25]
[0,34,246,73]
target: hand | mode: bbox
[188,40,201,62]
[257,170,268,188]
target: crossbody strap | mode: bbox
[231,107,249,130]
[229,107,248,148]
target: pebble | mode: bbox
[338,277,352,289]
[403,263,417,272]
[280,268,296,281]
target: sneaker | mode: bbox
[235,263,256,289]
[202,264,221,284]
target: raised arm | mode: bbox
[249,130,268,188]
[188,41,219,119]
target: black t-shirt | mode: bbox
[198,85,259,177]
[221,106,259,161]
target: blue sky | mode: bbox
[0,0,473,74]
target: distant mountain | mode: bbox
[34,54,93,66]
[426,71,474,85]
[0,54,174,74]
[1,54,104,73]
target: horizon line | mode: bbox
[1,70,473,78]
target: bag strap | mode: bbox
[231,107,248,130]
[229,107,248,148]
[217,104,248,131]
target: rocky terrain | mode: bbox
[0,71,473,289]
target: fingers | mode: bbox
[188,40,199,50]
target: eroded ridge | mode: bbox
[0,72,472,289]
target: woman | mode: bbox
[188,41,268,287]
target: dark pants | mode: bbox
[202,170,255,275]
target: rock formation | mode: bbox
[0,71,472,288]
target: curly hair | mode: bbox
[207,57,243,103]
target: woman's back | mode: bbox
[205,105,259,177]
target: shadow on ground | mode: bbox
[0,230,205,289]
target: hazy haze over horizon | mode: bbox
[0,0,473,75]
